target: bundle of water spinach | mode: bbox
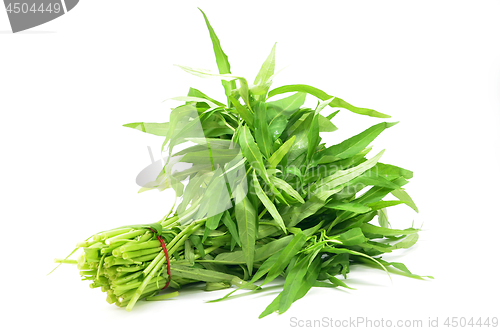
[54,9,431,317]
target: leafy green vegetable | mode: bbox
[55,9,429,318]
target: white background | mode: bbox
[1,1,499,330]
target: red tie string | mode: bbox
[150,228,171,289]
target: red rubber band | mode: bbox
[150,228,170,289]
[157,235,171,289]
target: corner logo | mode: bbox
[3,0,78,33]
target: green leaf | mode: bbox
[368,200,407,210]
[332,177,408,226]
[254,102,273,158]
[314,149,385,193]
[286,112,314,165]
[238,125,270,184]
[391,188,419,212]
[234,184,257,274]
[327,109,340,120]
[325,201,371,213]
[204,213,224,242]
[315,122,398,164]
[188,87,226,107]
[123,122,169,136]
[221,211,241,247]
[263,231,307,285]
[252,170,286,233]
[259,255,321,318]
[198,8,236,101]
[170,96,219,109]
[393,233,419,249]
[374,163,413,180]
[349,171,401,190]
[355,178,408,205]
[270,176,305,203]
[307,97,334,165]
[377,208,389,228]
[228,95,253,126]
[325,253,350,278]
[205,282,231,291]
[268,84,391,118]
[268,115,288,141]
[214,235,293,263]
[318,115,338,132]
[283,188,341,228]
[278,255,309,313]
[161,104,200,154]
[267,92,306,122]
[253,43,276,89]
[336,227,367,246]
[352,256,433,280]
[175,65,251,109]
[268,136,295,168]
[179,149,241,166]
[208,252,282,303]
[325,276,356,290]
[360,223,419,237]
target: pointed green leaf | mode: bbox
[238,125,270,183]
[228,95,253,126]
[170,96,219,109]
[352,256,433,280]
[268,135,295,168]
[368,200,407,210]
[374,163,413,180]
[336,227,367,246]
[318,114,338,132]
[278,256,309,313]
[325,276,356,290]
[263,231,307,285]
[377,208,390,228]
[175,65,251,109]
[123,122,169,136]
[259,255,321,318]
[315,122,398,164]
[270,176,305,203]
[234,184,257,274]
[391,188,419,212]
[314,149,385,193]
[252,170,286,233]
[254,43,276,87]
[188,87,226,107]
[325,201,371,213]
[267,92,307,125]
[307,98,334,166]
[268,84,390,118]
[221,211,241,247]
[360,223,419,237]
[214,235,293,264]
[393,233,419,249]
[254,102,273,158]
[199,8,236,100]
